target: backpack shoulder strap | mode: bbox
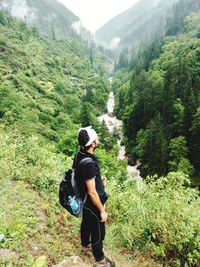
[72,157,94,185]
[76,157,94,168]
[72,157,94,201]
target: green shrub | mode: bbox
[0,129,69,193]
[107,172,200,266]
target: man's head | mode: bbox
[78,126,99,152]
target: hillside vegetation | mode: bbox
[0,12,127,266]
[1,3,200,267]
[0,13,113,143]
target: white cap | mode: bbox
[78,126,98,147]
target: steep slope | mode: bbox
[0,12,111,145]
[0,0,90,40]
[113,3,200,178]
[95,0,176,52]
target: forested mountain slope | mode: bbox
[113,1,200,180]
[0,0,90,40]
[95,0,176,52]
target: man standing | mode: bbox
[73,126,115,267]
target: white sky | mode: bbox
[58,0,139,33]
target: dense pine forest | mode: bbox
[114,0,200,183]
[1,0,200,266]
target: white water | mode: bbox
[99,92,122,134]
[99,90,142,180]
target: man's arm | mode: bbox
[85,178,107,222]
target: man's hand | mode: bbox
[100,210,108,222]
[102,176,107,187]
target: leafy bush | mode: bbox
[0,128,69,193]
[107,172,200,266]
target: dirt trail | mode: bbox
[53,253,161,267]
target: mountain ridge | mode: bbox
[95,0,176,52]
[0,0,91,41]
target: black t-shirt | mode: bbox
[73,150,108,208]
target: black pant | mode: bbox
[81,206,105,261]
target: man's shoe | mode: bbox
[105,257,115,267]
[93,257,115,267]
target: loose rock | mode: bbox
[0,249,18,261]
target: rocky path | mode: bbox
[53,254,161,267]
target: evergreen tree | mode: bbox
[140,114,168,177]
[81,102,99,129]
[190,107,200,176]
[51,23,56,40]
[168,136,188,172]
[89,44,94,65]
[0,11,8,26]
[117,49,129,69]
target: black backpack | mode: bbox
[59,157,94,217]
